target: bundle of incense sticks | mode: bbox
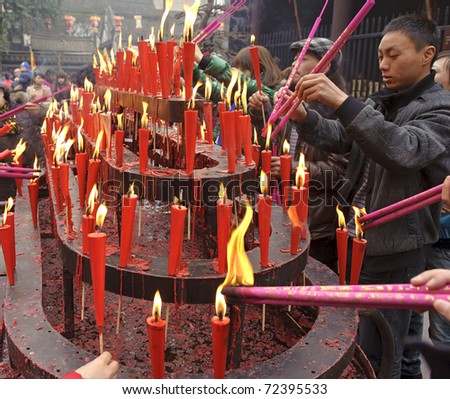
[268,0,328,126]
[192,0,246,44]
[0,171,37,180]
[221,283,450,311]
[0,86,70,122]
[263,0,376,139]
[361,183,442,231]
[0,165,40,173]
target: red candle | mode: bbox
[4,203,15,270]
[75,152,88,207]
[116,49,125,90]
[124,49,134,93]
[88,203,108,353]
[211,289,230,379]
[239,115,253,166]
[114,129,124,167]
[290,165,308,254]
[86,159,100,203]
[350,207,367,285]
[216,184,232,274]
[168,199,187,276]
[167,39,176,94]
[299,156,309,240]
[138,40,150,95]
[249,36,262,92]
[203,101,213,145]
[148,49,159,96]
[184,109,198,175]
[82,92,94,122]
[50,164,63,213]
[217,101,227,149]
[12,158,23,196]
[182,41,195,101]
[120,184,138,267]
[258,172,272,267]
[0,218,15,286]
[27,180,39,228]
[336,206,348,285]
[59,162,70,200]
[0,149,11,160]
[173,46,181,97]
[146,290,166,379]
[221,111,236,173]
[261,124,272,183]
[82,214,95,254]
[156,42,170,98]
[139,127,150,174]
[280,140,292,211]
[234,110,243,157]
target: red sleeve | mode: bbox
[61,371,83,379]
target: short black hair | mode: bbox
[382,14,440,62]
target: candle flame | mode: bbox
[336,205,346,229]
[226,69,239,109]
[13,139,26,163]
[215,287,227,319]
[204,77,212,101]
[260,171,268,195]
[295,154,306,188]
[117,113,123,130]
[118,31,123,51]
[265,124,272,150]
[241,79,248,114]
[170,23,175,39]
[6,197,14,213]
[220,198,254,290]
[63,101,69,120]
[33,156,39,174]
[200,121,206,140]
[253,127,258,145]
[183,0,200,42]
[92,54,98,69]
[173,195,180,206]
[87,184,98,215]
[70,85,79,102]
[152,290,162,322]
[104,89,112,112]
[84,77,94,92]
[220,83,225,102]
[95,202,107,228]
[128,181,135,197]
[150,26,156,50]
[250,34,255,45]
[77,123,84,152]
[189,80,203,109]
[141,101,149,126]
[283,139,290,155]
[2,207,7,226]
[218,182,226,201]
[128,34,133,49]
[63,139,74,163]
[159,0,174,40]
[93,131,104,159]
[353,206,366,240]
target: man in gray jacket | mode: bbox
[287,15,450,378]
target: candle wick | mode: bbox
[154,311,159,323]
[218,311,223,321]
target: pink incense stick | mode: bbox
[0,165,40,173]
[221,285,448,311]
[359,183,442,224]
[192,0,246,44]
[362,193,441,231]
[268,0,328,126]
[264,0,376,139]
[0,86,70,122]
[0,172,36,180]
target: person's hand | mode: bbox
[271,156,282,179]
[296,73,348,110]
[248,91,269,115]
[442,176,450,208]
[194,44,203,64]
[24,102,42,115]
[74,351,119,379]
[273,87,307,123]
[411,269,450,322]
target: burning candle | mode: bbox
[249,35,262,92]
[120,182,138,267]
[138,39,150,95]
[184,106,198,175]
[116,45,125,91]
[114,113,124,168]
[221,111,236,173]
[203,77,213,145]
[75,125,88,207]
[156,41,170,98]
[217,99,227,149]
[82,185,98,254]
[261,124,272,184]
[12,140,25,196]
[280,140,292,211]
[258,171,272,267]
[252,128,261,168]
[336,205,348,285]
[211,288,230,379]
[146,290,166,379]
[216,183,232,274]
[27,158,40,228]
[290,163,308,254]
[173,45,181,97]
[88,202,108,353]
[139,105,150,174]
[168,195,187,276]
[350,207,367,285]
[167,23,176,95]
[86,131,103,201]
[148,44,159,96]
[0,206,15,285]
[182,2,199,100]
[239,114,253,166]
[299,153,309,240]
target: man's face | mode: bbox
[378,31,432,91]
[291,51,320,84]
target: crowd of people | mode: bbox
[1,13,450,380]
